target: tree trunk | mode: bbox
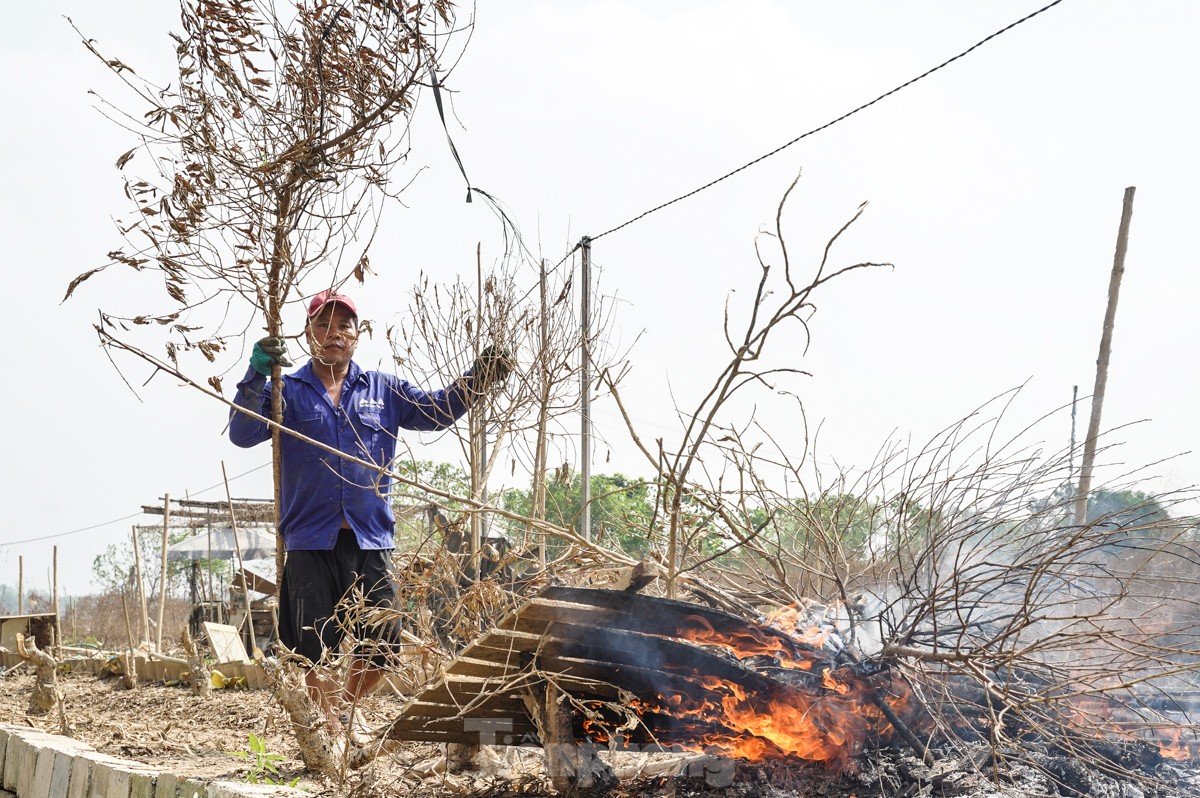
[16,634,59,715]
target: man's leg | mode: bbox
[341,545,403,739]
[345,661,384,702]
[305,669,346,735]
[279,549,346,735]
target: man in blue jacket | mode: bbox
[229,289,509,736]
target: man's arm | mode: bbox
[229,336,291,447]
[390,347,513,432]
[229,366,273,447]
[391,375,474,432]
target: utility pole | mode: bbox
[1075,187,1136,527]
[579,237,593,542]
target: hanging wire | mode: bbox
[591,0,1067,243]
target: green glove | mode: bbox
[249,336,292,377]
[472,345,514,386]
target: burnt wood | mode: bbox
[388,586,848,750]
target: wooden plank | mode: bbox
[386,716,538,735]
[443,657,508,679]
[384,728,540,746]
[203,623,249,664]
[402,699,530,718]
[415,671,620,708]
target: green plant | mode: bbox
[229,734,300,787]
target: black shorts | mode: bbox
[278,529,404,668]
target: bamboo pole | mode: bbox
[132,526,151,645]
[17,556,23,615]
[206,509,214,603]
[1068,385,1079,483]
[51,546,58,617]
[121,593,136,654]
[221,461,255,650]
[1075,186,1136,526]
[156,494,170,651]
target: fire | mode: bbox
[628,670,896,766]
[822,668,851,696]
[1159,728,1193,762]
[624,610,915,766]
[763,604,834,648]
[676,614,820,671]
[580,606,912,768]
[1055,695,1196,762]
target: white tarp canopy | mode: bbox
[166,526,276,562]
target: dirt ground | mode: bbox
[3,668,1199,798]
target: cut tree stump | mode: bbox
[15,633,60,714]
[522,680,616,798]
[180,626,212,698]
[260,657,346,777]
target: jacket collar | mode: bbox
[295,358,364,397]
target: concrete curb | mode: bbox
[0,724,299,798]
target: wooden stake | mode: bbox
[52,546,59,620]
[222,461,256,652]
[1075,186,1136,526]
[120,593,136,654]
[132,526,151,645]
[157,494,171,651]
[1069,384,1079,482]
[206,508,214,603]
[52,546,59,651]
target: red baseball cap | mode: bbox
[307,289,357,319]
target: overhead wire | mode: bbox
[590,0,1067,243]
[0,461,272,548]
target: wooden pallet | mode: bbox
[386,586,816,748]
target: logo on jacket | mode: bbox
[358,397,385,411]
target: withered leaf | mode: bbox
[62,266,107,303]
[115,148,136,169]
[208,375,224,394]
[353,254,371,283]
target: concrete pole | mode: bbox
[580,237,593,542]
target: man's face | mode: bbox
[307,303,359,370]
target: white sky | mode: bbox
[2,1,1197,596]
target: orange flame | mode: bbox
[676,614,819,671]
[628,670,898,766]
[1159,728,1193,762]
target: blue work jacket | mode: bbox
[228,359,471,551]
